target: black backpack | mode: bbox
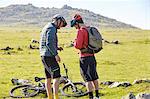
[80,27,103,54]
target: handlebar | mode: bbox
[35,77,45,82]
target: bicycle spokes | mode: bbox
[10,85,39,98]
[61,82,88,97]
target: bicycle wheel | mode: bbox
[61,82,88,97]
[10,84,39,98]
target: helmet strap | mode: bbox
[77,23,80,29]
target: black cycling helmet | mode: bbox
[70,14,84,27]
[52,14,67,27]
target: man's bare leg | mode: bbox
[86,81,94,99]
[45,78,52,99]
[93,79,100,98]
[53,78,60,99]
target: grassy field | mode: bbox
[0,26,150,99]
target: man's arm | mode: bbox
[74,30,84,49]
[46,28,58,56]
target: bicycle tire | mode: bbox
[61,82,88,97]
[10,84,39,98]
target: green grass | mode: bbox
[0,26,150,99]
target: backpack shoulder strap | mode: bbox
[81,26,90,45]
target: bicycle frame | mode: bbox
[35,63,81,93]
[62,63,80,93]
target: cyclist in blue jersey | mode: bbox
[39,14,67,99]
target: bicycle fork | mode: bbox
[67,79,78,93]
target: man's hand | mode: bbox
[55,55,61,63]
[57,47,63,51]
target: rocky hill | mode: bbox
[0,4,138,29]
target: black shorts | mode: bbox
[41,56,61,79]
[80,56,99,82]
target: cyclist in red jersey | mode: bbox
[70,14,100,99]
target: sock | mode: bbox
[54,94,59,99]
[88,92,93,99]
[48,93,52,99]
[95,90,99,98]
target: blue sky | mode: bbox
[0,0,149,29]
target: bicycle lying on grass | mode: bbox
[10,63,88,98]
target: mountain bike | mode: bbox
[10,63,88,98]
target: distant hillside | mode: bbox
[0,4,138,29]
